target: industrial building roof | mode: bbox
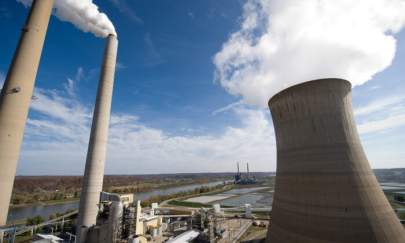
[166,230,200,243]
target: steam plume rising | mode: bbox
[17,0,116,37]
[214,0,405,107]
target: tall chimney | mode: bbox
[77,34,118,243]
[266,79,405,242]
[0,0,53,227]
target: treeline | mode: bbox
[11,174,232,206]
[13,174,232,193]
[374,168,405,184]
[11,190,79,205]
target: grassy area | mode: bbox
[15,234,32,243]
[168,200,212,208]
[168,199,236,208]
[166,184,254,209]
[10,197,79,209]
[240,225,267,243]
[252,212,271,219]
[381,192,405,221]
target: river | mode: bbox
[7,180,227,223]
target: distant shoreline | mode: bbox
[10,198,79,209]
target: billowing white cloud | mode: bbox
[214,0,405,107]
[17,0,116,37]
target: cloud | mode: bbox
[188,12,195,19]
[63,67,84,97]
[355,94,405,134]
[358,113,405,134]
[27,88,91,143]
[108,0,143,24]
[108,107,275,174]
[0,3,11,19]
[214,0,405,107]
[355,96,405,116]
[212,101,244,116]
[19,74,276,175]
[116,62,127,70]
[143,33,165,67]
[0,71,5,87]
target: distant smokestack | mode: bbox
[77,34,118,243]
[266,79,405,242]
[0,0,53,227]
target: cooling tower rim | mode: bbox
[268,78,351,106]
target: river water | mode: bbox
[7,180,227,223]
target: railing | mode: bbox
[0,210,78,242]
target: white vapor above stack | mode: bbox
[17,0,116,37]
[214,0,405,107]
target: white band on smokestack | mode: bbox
[77,34,118,243]
[0,0,54,227]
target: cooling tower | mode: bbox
[266,79,405,243]
[77,34,118,243]
[0,0,53,227]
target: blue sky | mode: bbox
[1,0,405,175]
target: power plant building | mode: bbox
[266,79,405,243]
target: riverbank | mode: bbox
[7,180,230,223]
[11,174,233,208]
[10,198,79,209]
[10,180,230,209]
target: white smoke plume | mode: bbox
[214,0,405,107]
[17,0,116,37]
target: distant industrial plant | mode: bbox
[234,163,257,185]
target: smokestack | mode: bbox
[77,34,118,243]
[247,163,250,177]
[266,79,405,242]
[0,0,53,227]
[237,162,240,174]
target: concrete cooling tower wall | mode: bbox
[266,79,405,243]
